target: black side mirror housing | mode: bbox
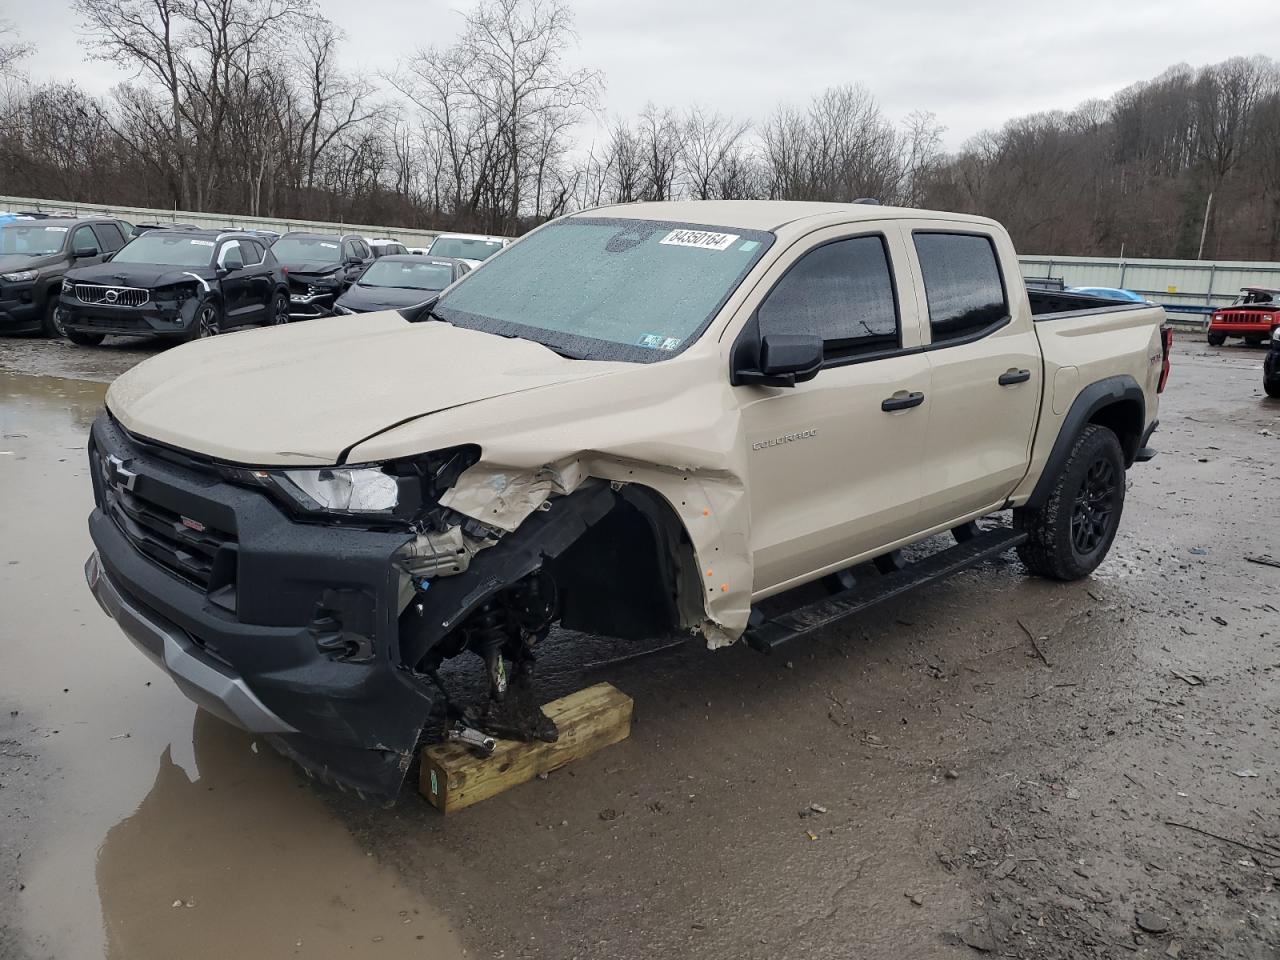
[735,333,823,387]
[73,246,99,259]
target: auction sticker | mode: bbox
[659,229,739,251]
[44,226,69,232]
[190,239,215,246]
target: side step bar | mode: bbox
[744,528,1028,653]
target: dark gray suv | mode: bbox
[0,216,132,336]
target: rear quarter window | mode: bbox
[914,232,1008,344]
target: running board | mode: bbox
[744,528,1028,653]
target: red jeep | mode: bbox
[1208,287,1280,346]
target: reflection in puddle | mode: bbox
[97,712,461,959]
[1,370,463,959]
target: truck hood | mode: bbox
[105,312,615,465]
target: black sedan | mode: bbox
[332,255,470,315]
[59,230,289,346]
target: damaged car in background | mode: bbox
[84,201,1170,801]
[272,231,374,318]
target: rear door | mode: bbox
[237,239,275,323]
[215,241,256,326]
[739,226,932,594]
[901,225,1041,530]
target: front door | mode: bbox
[739,229,932,595]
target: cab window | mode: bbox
[757,235,899,361]
[913,232,1008,343]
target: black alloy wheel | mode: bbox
[1070,457,1118,557]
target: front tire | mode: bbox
[268,291,290,326]
[1015,424,1126,581]
[190,301,222,340]
[65,329,106,346]
[1207,332,1226,346]
[41,294,65,338]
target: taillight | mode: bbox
[1158,324,1173,393]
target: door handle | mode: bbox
[881,391,925,412]
[998,369,1032,386]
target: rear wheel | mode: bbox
[1015,424,1126,581]
[65,329,106,346]
[1207,332,1226,346]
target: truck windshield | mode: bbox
[271,236,341,263]
[0,224,67,256]
[359,259,453,290]
[113,234,215,267]
[433,218,772,362]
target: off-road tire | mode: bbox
[65,329,105,346]
[1266,376,1280,399]
[1207,332,1226,346]
[1014,424,1126,581]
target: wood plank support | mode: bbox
[419,682,634,814]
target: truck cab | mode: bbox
[1208,287,1280,346]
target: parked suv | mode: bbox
[272,232,373,318]
[425,232,510,268]
[1208,287,1280,346]
[0,216,132,336]
[59,229,289,345]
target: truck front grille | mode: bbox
[75,284,150,307]
[104,483,236,592]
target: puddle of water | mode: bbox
[0,372,464,959]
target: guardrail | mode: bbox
[0,195,448,246]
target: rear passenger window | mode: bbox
[758,235,899,360]
[92,223,126,252]
[913,233,1008,343]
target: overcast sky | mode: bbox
[12,0,1280,150]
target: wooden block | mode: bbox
[420,682,633,813]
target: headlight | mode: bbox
[1,269,38,283]
[62,278,74,293]
[279,467,399,512]
[219,446,480,525]
[1272,326,1280,343]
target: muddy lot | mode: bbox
[1,332,1277,959]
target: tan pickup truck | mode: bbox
[84,201,1172,799]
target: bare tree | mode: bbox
[679,105,750,200]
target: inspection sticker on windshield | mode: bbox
[189,239,215,246]
[638,334,682,351]
[659,229,739,251]
[44,226,68,232]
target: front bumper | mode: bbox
[0,280,44,333]
[287,286,339,319]
[86,552,296,734]
[60,292,200,338]
[1208,319,1277,337]
[85,413,435,800]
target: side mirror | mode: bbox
[73,245,99,259]
[735,334,823,387]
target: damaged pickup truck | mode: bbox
[84,201,1172,800]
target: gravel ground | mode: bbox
[1,332,1277,959]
